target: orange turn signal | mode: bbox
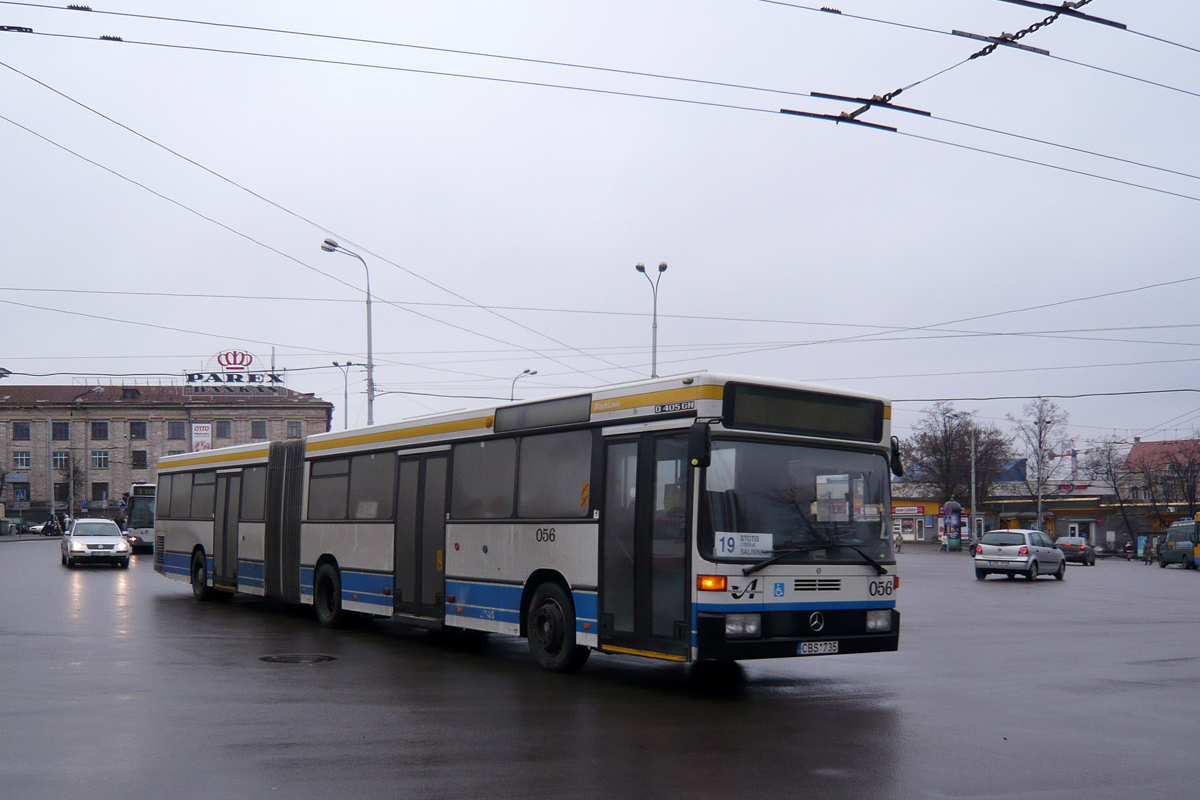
[697,575,727,592]
[893,576,899,589]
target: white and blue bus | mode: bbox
[124,483,157,553]
[153,373,902,672]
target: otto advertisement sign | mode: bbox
[192,423,213,452]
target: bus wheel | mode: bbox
[191,551,213,601]
[314,563,346,628]
[527,582,590,673]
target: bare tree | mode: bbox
[1159,437,1200,518]
[1128,450,1171,530]
[900,402,1012,507]
[1008,398,1071,531]
[1082,436,1140,542]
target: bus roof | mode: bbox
[157,373,892,468]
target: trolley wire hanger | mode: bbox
[995,0,1126,31]
[781,86,929,133]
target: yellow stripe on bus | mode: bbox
[600,645,688,662]
[160,447,270,470]
[591,385,724,414]
[306,415,493,453]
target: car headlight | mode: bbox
[725,613,762,639]
[70,540,86,552]
[115,540,130,552]
[866,609,892,632]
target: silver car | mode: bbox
[974,529,1065,581]
[61,519,132,568]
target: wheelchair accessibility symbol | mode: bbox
[774,582,785,598]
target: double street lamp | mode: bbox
[635,262,668,378]
[321,239,375,425]
[331,361,365,430]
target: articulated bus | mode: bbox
[153,373,902,672]
[124,483,157,553]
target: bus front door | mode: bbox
[599,433,690,661]
[213,473,241,593]
[394,454,447,620]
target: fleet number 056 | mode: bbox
[868,579,894,596]
[535,528,556,543]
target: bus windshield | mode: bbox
[128,496,155,529]
[700,439,893,564]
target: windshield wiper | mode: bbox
[742,542,889,576]
[743,545,830,576]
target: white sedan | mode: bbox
[61,519,132,568]
[974,529,1065,581]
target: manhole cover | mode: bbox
[259,654,337,664]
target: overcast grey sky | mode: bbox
[2,1,1198,445]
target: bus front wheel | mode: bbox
[527,582,590,673]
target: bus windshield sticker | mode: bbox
[716,532,773,558]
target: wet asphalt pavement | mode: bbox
[1,537,1197,799]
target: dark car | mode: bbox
[1055,536,1096,566]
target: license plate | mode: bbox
[990,561,1006,567]
[799,641,838,656]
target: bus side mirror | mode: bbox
[689,422,711,469]
[890,436,904,478]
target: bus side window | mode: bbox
[451,439,516,519]
[516,430,592,519]
[157,474,173,519]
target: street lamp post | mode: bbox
[511,369,537,401]
[635,262,668,378]
[321,238,375,426]
[331,361,364,430]
[68,386,103,519]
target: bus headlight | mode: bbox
[725,613,761,639]
[866,609,892,632]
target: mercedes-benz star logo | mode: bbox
[808,611,825,632]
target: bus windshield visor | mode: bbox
[701,440,892,564]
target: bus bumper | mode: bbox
[695,609,899,661]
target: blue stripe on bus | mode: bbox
[445,580,598,631]
[163,551,190,578]
[446,580,522,624]
[298,566,392,607]
[237,560,265,589]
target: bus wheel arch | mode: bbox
[522,572,590,673]
[313,557,347,628]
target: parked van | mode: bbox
[1160,520,1198,569]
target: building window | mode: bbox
[52,421,70,440]
[287,421,304,439]
[129,420,147,440]
[122,388,139,400]
[216,420,232,439]
[54,483,69,503]
[167,420,187,440]
[131,450,148,469]
[91,482,109,503]
[167,450,185,456]
[52,451,70,470]
[251,420,267,439]
[1130,486,1140,501]
[91,421,109,440]
[13,451,31,470]
[91,450,110,469]
[12,421,30,440]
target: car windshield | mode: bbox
[73,521,122,537]
[981,532,1026,546]
[700,439,892,564]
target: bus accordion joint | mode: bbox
[698,575,727,592]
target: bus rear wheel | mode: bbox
[527,582,590,673]
[191,551,213,601]
[314,563,347,628]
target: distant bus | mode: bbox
[125,483,156,553]
[153,373,902,672]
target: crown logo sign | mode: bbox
[217,350,254,371]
